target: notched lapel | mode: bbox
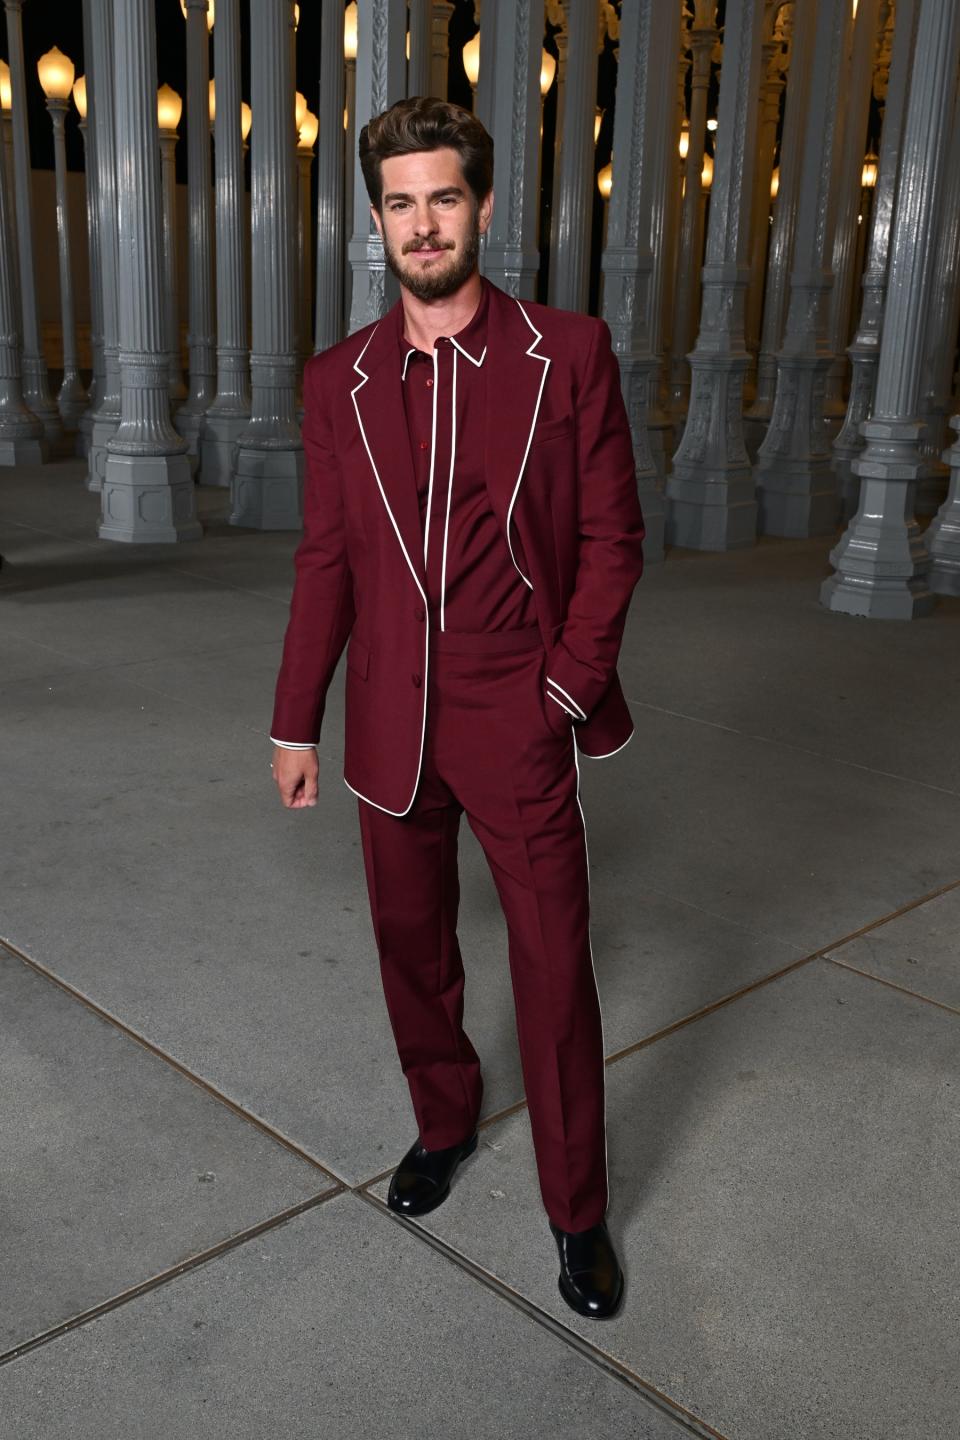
[351,313,426,595]
[483,286,551,587]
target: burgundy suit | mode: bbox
[272,278,644,1231]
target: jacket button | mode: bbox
[414,605,425,622]
[411,672,422,688]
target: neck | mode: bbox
[399,272,483,352]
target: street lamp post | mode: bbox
[37,46,88,429]
[72,70,104,459]
[297,110,318,375]
[157,84,188,403]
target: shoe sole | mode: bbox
[386,1132,479,1218]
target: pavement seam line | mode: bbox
[0,1189,344,1370]
[0,936,350,1188]
[355,1190,731,1440]
[824,955,960,1017]
[623,696,960,800]
[601,874,960,1069]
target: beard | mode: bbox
[382,211,482,302]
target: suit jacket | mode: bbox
[271,278,645,817]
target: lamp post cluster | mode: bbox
[1,0,958,616]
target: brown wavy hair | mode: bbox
[359,96,494,213]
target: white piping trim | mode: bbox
[401,345,418,381]
[422,347,440,566]
[451,336,486,367]
[506,300,551,591]
[439,347,458,632]
[270,737,317,749]
[572,744,609,1205]
[578,728,635,760]
[546,676,587,722]
[547,691,578,719]
[350,325,429,817]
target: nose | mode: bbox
[411,202,438,238]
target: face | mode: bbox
[371,146,493,303]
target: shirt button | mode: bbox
[414,605,425,622]
[411,673,422,688]
[425,378,433,388]
[419,440,429,450]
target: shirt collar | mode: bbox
[399,280,489,378]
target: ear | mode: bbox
[478,188,494,236]
[370,203,384,240]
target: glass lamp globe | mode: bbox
[37,46,76,102]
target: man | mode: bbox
[271,97,643,1320]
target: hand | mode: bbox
[271,746,319,809]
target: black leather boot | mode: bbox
[387,1132,479,1216]
[550,1218,624,1318]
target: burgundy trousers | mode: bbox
[357,625,608,1232]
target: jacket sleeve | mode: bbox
[543,318,645,722]
[270,355,356,745]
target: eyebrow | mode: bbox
[382,185,466,204]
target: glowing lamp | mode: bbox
[540,48,556,98]
[37,46,75,102]
[597,162,612,200]
[0,61,11,112]
[701,153,713,190]
[594,108,603,144]
[678,123,689,160]
[208,78,216,125]
[344,2,358,61]
[241,101,252,141]
[770,166,780,200]
[862,149,878,189]
[462,32,480,87]
[295,90,308,131]
[299,109,319,151]
[72,74,87,120]
[157,83,183,132]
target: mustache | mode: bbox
[403,238,455,254]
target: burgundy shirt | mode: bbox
[399,279,536,633]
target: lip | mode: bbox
[409,248,448,260]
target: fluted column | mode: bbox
[660,17,690,387]
[0,115,45,465]
[230,0,302,530]
[821,0,960,619]
[754,0,852,537]
[315,0,345,351]
[87,0,122,492]
[665,0,764,551]
[158,121,187,404]
[347,0,407,332]
[643,6,683,473]
[474,0,496,136]
[76,37,104,461]
[296,144,313,369]
[744,3,789,396]
[743,2,815,456]
[599,0,663,561]
[343,53,357,326]
[548,0,597,313]
[45,98,88,428]
[479,0,543,300]
[914,78,960,519]
[4,0,60,444]
[408,0,431,96]
[199,0,251,486]
[174,0,216,459]
[429,2,454,98]
[822,0,884,439]
[667,2,718,418]
[100,0,199,544]
[831,0,911,517]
